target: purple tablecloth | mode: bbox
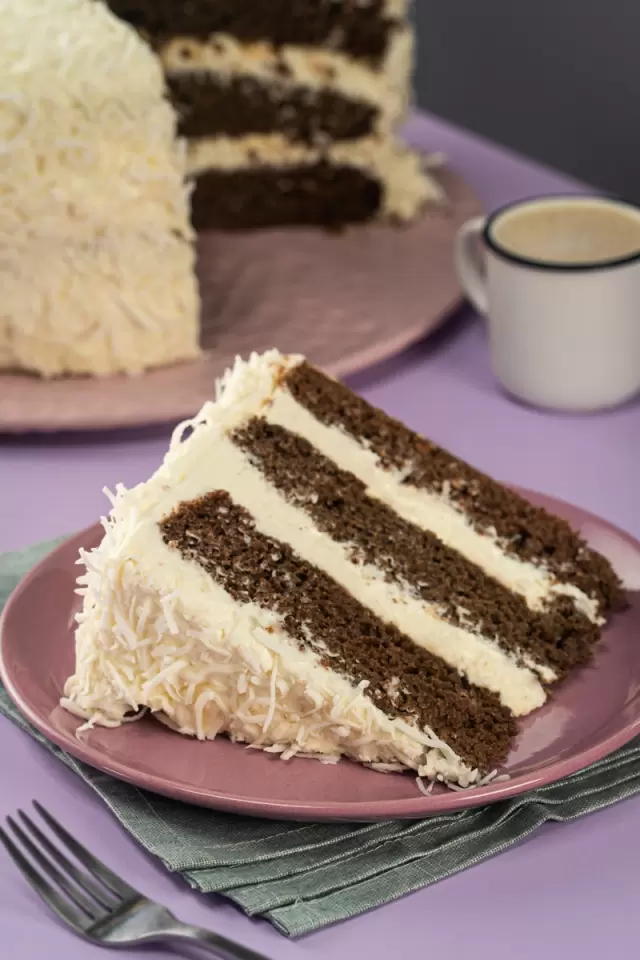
[1,113,639,959]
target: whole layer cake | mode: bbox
[105,0,438,228]
[63,351,623,788]
[0,0,199,378]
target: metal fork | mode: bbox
[0,801,271,957]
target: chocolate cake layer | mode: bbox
[107,0,395,65]
[160,491,517,771]
[233,419,598,676]
[285,363,624,612]
[168,73,376,143]
[190,163,381,230]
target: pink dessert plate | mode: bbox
[0,166,481,434]
[2,489,639,822]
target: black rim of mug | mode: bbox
[483,194,640,272]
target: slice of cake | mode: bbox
[63,351,623,788]
[105,0,439,229]
[0,0,199,378]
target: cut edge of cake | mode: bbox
[105,0,439,229]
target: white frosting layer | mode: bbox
[376,0,411,14]
[160,27,414,135]
[0,0,199,377]
[188,133,440,220]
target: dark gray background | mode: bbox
[412,1,640,202]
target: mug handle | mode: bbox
[455,216,489,315]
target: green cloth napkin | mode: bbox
[2,539,640,937]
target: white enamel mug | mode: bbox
[455,196,640,411]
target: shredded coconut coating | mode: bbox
[0,0,199,376]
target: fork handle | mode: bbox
[166,924,272,960]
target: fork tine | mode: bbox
[0,825,87,932]
[18,811,118,911]
[33,802,137,900]
[7,817,100,921]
